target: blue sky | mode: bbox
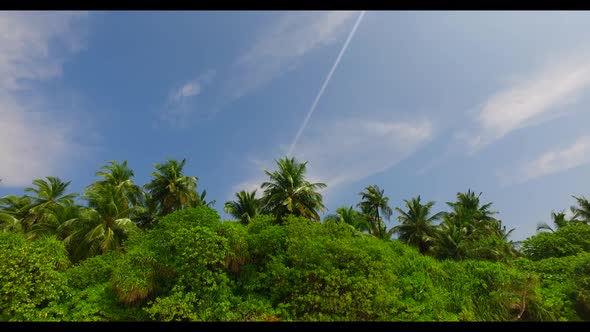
[2,11,590,241]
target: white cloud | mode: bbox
[461,51,590,152]
[169,70,215,102]
[229,116,433,200]
[227,11,358,100]
[0,12,88,187]
[161,70,216,127]
[173,81,201,100]
[503,135,590,185]
[0,12,87,91]
[0,98,80,187]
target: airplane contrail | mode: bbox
[287,11,366,156]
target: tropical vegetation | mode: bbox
[1,157,589,321]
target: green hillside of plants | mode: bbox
[1,158,589,321]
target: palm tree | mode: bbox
[536,196,590,233]
[357,185,393,239]
[447,190,497,219]
[433,190,517,261]
[444,190,499,238]
[23,177,78,231]
[0,211,23,233]
[393,196,444,254]
[571,195,590,224]
[144,159,199,217]
[431,218,469,259]
[94,160,143,209]
[25,177,78,208]
[495,224,519,259]
[61,184,139,261]
[324,205,370,233]
[260,157,326,222]
[133,192,160,229]
[0,195,33,221]
[27,202,81,240]
[536,210,569,233]
[0,195,32,234]
[224,190,260,225]
[197,189,216,208]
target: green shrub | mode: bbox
[0,232,71,321]
[521,224,590,260]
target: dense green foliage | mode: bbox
[1,157,590,321]
[523,223,590,261]
[0,232,70,321]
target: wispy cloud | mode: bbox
[0,12,87,91]
[161,70,216,127]
[294,117,433,190]
[227,11,358,100]
[459,51,590,153]
[163,11,359,124]
[501,135,590,185]
[0,12,88,187]
[230,116,433,200]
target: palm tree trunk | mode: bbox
[376,207,381,238]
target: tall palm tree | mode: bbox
[393,196,444,254]
[444,190,499,237]
[61,184,139,261]
[22,177,78,231]
[434,190,517,261]
[357,185,393,239]
[447,190,497,218]
[260,157,326,222]
[144,159,199,217]
[224,190,260,225]
[94,160,143,209]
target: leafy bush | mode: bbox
[0,232,71,321]
[99,207,236,320]
[521,223,590,260]
[236,216,533,321]
[65,252,120,290]
[515,253,590,320]
[1,207,585,321]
